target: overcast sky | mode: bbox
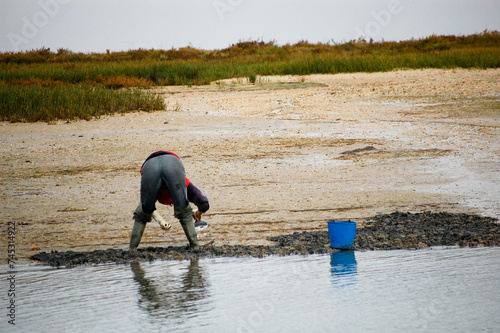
[1,0,499,53]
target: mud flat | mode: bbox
[30,211,500,267]
[2,68,499,264]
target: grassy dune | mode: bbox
[1,31,499,122]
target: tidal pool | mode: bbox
[3,247,499,332]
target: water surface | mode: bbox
[3,247,499,332]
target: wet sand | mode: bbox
[31,211,500,267]
[1,68,499,265]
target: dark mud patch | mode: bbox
[31,211,499,267]
[340,145,377,156]
[338,148,451,160]
[354,211,499,250]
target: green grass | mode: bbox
[0,82,165,122]
[1,47,498,86]
[1,31,499,122]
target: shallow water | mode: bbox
[3,247,499,332]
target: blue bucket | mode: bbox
[328,220,357,249]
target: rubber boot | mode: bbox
[129,204,152,251]
[129,220,146,251]
[175,205,199,251]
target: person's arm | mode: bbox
[187,182,209,216]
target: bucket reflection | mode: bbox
[330,251,357,288]
[131,258,210,318]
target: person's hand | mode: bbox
[193,210,202,221]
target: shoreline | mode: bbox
[30,211,500,267]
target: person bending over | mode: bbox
[129,151,209,251]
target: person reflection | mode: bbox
[131,258,209,317]
[330,251,358,287]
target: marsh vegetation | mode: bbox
[1,31,498,122]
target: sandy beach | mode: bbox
[1,68,499,264]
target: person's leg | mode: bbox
[129,158,162,250]
[156,155,199,250]
[140,158,164,214]
[129,203,151,250]
[175,205,198,251]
